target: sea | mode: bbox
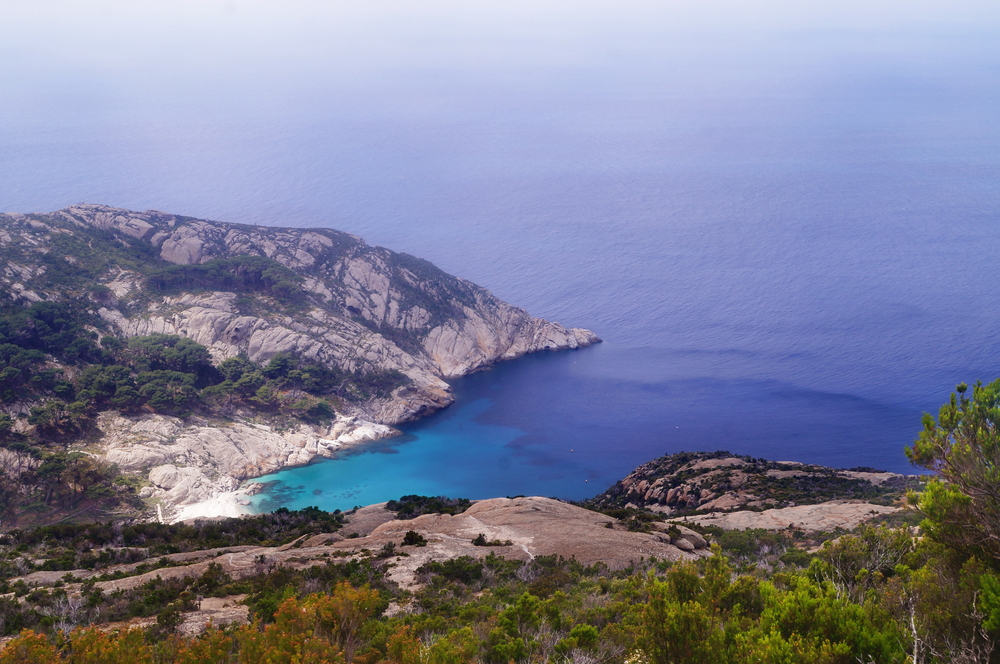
[2,0,999,511]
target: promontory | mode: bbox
[0,204,599,524]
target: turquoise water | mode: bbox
[4,1,1000,507]
[249,399,535,513]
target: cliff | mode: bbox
[1,204,597,422]
[0,204,599,520]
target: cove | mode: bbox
[248,394,548,514]
[4,1,999,514]
[249,343,923,513]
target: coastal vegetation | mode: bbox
[0,380,996,662]
[0,301,404,426]
[384,496,473,520]
[145,256,305,307]
[0,525,989,663]
[0,298,405,526]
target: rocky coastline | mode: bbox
[0,204,600,522]
[587,450,922,532]
[95,410,398,522]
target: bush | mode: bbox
[402,531,427,547]
[145,256,304,305]
[385,495,472,519]
[418,557,484,585]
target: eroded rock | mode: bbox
[96,411,394,519]
[687,500,901,532]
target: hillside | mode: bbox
[0,453,948,664]
[0,205,598,525]
[0,436,988,664]
[0,452,911,645]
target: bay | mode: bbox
[2,0,999,508]
[250,344,923,513]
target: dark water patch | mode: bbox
[251,481,307,514]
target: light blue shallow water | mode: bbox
[3,1,1000,508]
[251,399,529,513]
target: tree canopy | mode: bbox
[907,379,1000,565]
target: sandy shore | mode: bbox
[170,489,256,523]
[164,421,398,523]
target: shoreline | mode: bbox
[157,346,603,524]
[165,424,403,523]
[170,488,256,523]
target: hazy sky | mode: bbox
[5,1,999,89]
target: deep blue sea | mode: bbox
[2,1,1000,511]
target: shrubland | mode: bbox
[2,351,1000,661]
[0,529,990,663]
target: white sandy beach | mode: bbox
[170,489,256,523]
[164,421,398,523]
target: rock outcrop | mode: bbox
[686,500,901,532]
[0,204,599,425]
[95,411,393,521]
[590,451,919,517]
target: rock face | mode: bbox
[371,497,708,568]
[686,500,901,532]
[362,497,710,587]
[0,204,599,425]
[96,411,393,520]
